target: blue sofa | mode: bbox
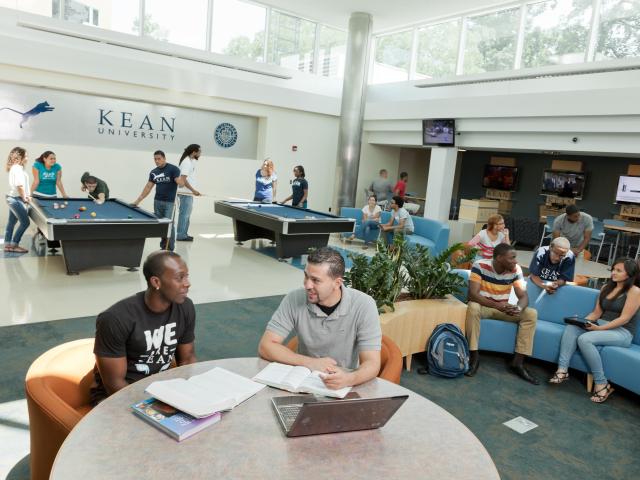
[452,269,640,395]
[340,207,450,257]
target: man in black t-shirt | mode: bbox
[132,150,183,251]
[80,172,110,204]
[91,251,197,405]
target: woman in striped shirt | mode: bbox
[468,214,510,259]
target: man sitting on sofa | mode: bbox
[528,236,575,295]
[465,243,539,384]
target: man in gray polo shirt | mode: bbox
[552,204,593,256]
[258,247,382,390]
[369,169,393,205]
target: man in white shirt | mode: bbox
[380,196,414,245]
[176,144,201,242]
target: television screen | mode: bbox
[482,165,519,191]
[422,119,455,146]
[541,170,586,199]
[616,175,640,204]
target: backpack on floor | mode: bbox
[422,323,469,378]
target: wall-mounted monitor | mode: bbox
[616,175,640,204]
[482,165,519,191]
[422,119,455,147]
[541,170,586,200]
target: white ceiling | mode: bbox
[259,0,513,32]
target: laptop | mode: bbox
[271,393,408,437]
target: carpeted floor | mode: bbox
[3,295,639,480]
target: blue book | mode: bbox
[131,398,221,441]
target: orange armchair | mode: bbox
[286,334,402,384]
[25,338,95,480]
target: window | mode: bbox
[318,25,347,77]
[144,0,208,48]
[595,0,640,60]
[372,30,413,84]
[416,20,461,79]
[212,0,266,62]
[522,0,593,68]
[267,10,316,73]
[463,8,520,74]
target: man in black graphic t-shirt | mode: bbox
[91,251,197,405]
[132,150,183,251]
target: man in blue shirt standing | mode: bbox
[528,236,576,295]
[133,150,183,251]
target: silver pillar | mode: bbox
[332,12,372,211]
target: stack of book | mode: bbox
[131,367,265,441]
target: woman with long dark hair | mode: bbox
[282,165,307,208]
[31,150,68,199]
[4,147,31,253]
[549,257,640,403]
[176,144,201,242]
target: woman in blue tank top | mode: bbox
[550,258,640,403]
[31,151,68,199]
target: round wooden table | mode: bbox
[51,358,499,480]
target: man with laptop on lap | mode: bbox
[258,247,382,390]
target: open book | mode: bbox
[252,362,351,399]
[145,367,265,418]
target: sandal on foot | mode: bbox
[3,245,14,252]
[12,246,28,253]
[549,371,569,384]
[591,383,614,403]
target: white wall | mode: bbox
[354,134,401,209]
[0,9,342,225]
[364,67,640,156]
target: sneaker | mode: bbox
[177,236,194,242]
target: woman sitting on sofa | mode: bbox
[467,214,510,259]
[549,257,640,403]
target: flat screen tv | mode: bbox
[541,170,586,200]
[482,165,519,191]
[422,119,455,147]
[616,175,640,204]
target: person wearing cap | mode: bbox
[552,204,593,257]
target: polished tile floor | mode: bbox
[0,223,371,327]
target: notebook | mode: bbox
[252,362,351,398]
[271,394,408,437]
[564,316,596,329]
[145,367,265,418]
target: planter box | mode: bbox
[379,295,467,371]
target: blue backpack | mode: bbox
[423,323,469,378]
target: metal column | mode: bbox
[332,12,372,212]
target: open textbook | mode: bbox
[252,362,351,399]
[145,367,265,418]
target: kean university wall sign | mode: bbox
[0,82,258,159]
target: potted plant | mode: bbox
[344,236,476,370]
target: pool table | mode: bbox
[28,198,171,274]
[214,201,355,258]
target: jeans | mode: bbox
[4,196,30,246]
[360,220,380,244]
[154,199,176,251]
[176,194,193,240]
[384,228,413,245]
[557,323,633,384]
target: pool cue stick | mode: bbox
[166,195,179,251]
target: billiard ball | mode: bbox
[79,206,87,211]
[53,203,59,209]
[73,214,80,219]
[127,215,132,218]
[60,204,66,209]
[90,212,97,217]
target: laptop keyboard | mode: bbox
[278,404,303,430]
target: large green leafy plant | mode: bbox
[344,235,476,312]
